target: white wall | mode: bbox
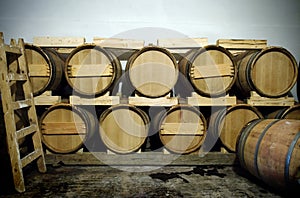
[0,0,299,100]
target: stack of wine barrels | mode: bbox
[28,41,299,158]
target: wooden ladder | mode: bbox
[0,32,46,192]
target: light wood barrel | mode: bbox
[209,104,263,152]
[157,104,207,154]
[25,44,63,96]
[235,47,298,98]
[99,104,149,154]
[39,104,98,154]
[179,45,236,97]
[65,44,122,96]
[125,46,178,98]
[236,119,300,189]
[267,104,300,120]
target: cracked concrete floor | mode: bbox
[1,164,298,198]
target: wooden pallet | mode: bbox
[216,39,267,56]
[157,37,208,59]
[33,36,85,53]
[93,37,145,60]
[187,92,237,106]
[128,94,178,106]
[70,94,120,105]
[34,91,61,105]
[0,33,46,192]
[247,92,295,106]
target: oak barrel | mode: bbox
[156,104,207,154]
[235,47,298,98]
[236,119,300,189]
[125,46,178,98]
[178,45,236,97]
[99,104,149,154]
[39,104,98,154]
[267,104,300,120]
[209,104,263,152]
[65,44,122,97]
[25,44,63,96]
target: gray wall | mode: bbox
[0,0,299,100]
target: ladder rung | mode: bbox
[21,149,42,168]
[4,45,22,55]
[12,99,32,110]
[17,125,37,140]
[8,72,27,81]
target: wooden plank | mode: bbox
[158,38,208,48]
[16,125,37,140]
[216,39,267,49]
[70,95,120,105]
[67,64,112,77]
[191,64,234,79]
[11,99,32,110]
[34,94,61,106]
[21,149,42,168]
[187,92,237,106]
[93,37,145,49]
[41,122,87,135]
[129,96,178,106]
[160,123,204,135]
[44,152,237,166]
[7,72,27,81]
[157,38,208,55]
[33,37,85,47]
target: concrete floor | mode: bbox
[0,153,298,198]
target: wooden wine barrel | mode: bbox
[125,46,178,98]
[65,44,122,97]
[157,104,207,154]
[39,104,98,154]
[179,45,236,97]
[236,119,300,189]
[25,44,63,96]
[267,104,300,120]
[99,104,149,154]
[209,104,263,152]
[235,46,298,98]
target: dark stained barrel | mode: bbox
[236,119,300,189]
[267,104,300,120]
